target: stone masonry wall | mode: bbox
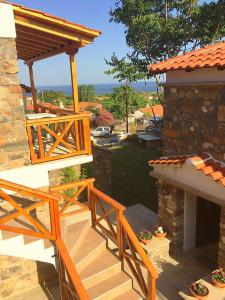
[219,205,225,268]
[0,255,58,299]
[157,180,184,252]
[164,85,225,162]
[0,38,30,171]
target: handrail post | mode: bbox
[90,191,96,228]
[50,198,61,240]
[87,181,94,210]
[117,210,124,259]
[147,273,156,300]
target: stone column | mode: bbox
[158,180,184,252]
[218,205,225,268]
[0,38,30,171]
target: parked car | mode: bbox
[91,126,111,138]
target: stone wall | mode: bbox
[92,145,112,194]
[157,180,184,252]
[0,38,30,171]
[164,85,225,162]
[0,255,58,299]
[219,205,225,268]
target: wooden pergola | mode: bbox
[10,2,101,113]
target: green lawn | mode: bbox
[111,143,161,212]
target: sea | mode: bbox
[37,81,158,96]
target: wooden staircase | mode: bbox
[0,178,158,300]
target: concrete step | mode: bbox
[72,228,106,272]
[79,248,121,289]
[112,289,143,300]
[87,272,132,300]
[63,219,90,252]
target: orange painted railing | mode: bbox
[37,103,74,116]
[0,178,88,300]
[89,186,158,300]
[50,178,95,219]
[0,179,60,240]
[26,114,92,164]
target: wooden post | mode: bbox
[67,50,79,114]
[28,62,38,113]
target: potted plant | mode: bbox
[154,225,167,238]
[190,281,209,299]
[211,268,225,288]
[138,229,152,245]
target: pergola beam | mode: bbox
[25,42,85,64]
[28,63,38,112]
[67,50,79,113]
[16,41,52,52]
[16,35,61,48]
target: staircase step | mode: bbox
[63,220,90,252]
[72,228,106,272]
[112,289,143,300]
[80,249,121,288]
[87,272,132,300]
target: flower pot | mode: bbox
[141,239,151,245]
[155,232,167,239]
[212,278,225,288]
[190,286,209,299]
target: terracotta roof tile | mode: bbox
[148,41,225,74]
[149,153,225,187]
[138,105,163,116]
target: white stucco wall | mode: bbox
[0,3,16,38]
[166,67,225,84]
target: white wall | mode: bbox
[184,193,197,251]
[167,67,225,84]
[0,3,16,38]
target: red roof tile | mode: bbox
[148,41,225,74]
[149,153,225,187]
[138,105,163,117]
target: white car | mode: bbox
[91,126,111,138]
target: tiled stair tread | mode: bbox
[63,220,90,251]
[71,228,106,265]
[87,272,131,299]
[79,248,121,281]
[112,289,143,300]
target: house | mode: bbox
[148,41,225,273]
[130,104,163,124]
[0,2,158,300]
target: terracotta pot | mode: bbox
[141,239,152,245]
[190,287,209,299]
[155,232,167,239]
[212,278,225,288]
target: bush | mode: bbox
[95,111,115,127]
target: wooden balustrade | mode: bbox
[26,114,92,164]
[89,186,158,300]
[56,238,90,300]
[0,179,60,240]
[50,178,95,218]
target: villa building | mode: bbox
[148,42,225,270]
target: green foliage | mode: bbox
[86,106,101,116]
[110,0,225,72]
[103,86,147,119]
[78,84,95,101]
[38,90,72,107]
[61,167,80,198]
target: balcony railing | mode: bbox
[26,114,92,164]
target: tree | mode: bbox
[105,53,146,133]
[87,85,95,101]
[109,0,225,72]
[38,90,72,107]
[78,84,95,101]
[95,111,115,127]
[103,86,147,120]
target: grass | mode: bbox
[111,143,161,212]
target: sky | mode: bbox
[12,0,129,86]
[13,0,210,86]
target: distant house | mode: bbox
[129,104,163,124]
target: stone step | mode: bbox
[79,248,121,289]
[87,272,132,300]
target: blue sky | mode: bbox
[14,0,210,86]
[14,0,129,86]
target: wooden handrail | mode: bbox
[119,214,159,280]
[90,187,126,211]
[26,113,90,125]
[50,178,95,192]
[56,239,90,300]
